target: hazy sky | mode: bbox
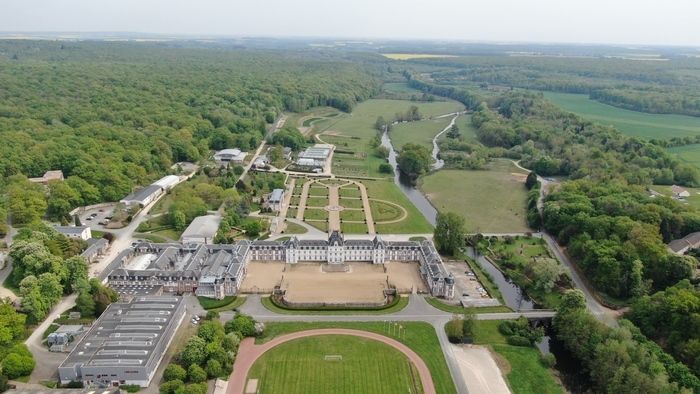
[2,0,700,46]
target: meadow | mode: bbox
[257,321,457,394]
[440,114,479,143]
[473,320,563,394]
[669,143,700,171]
[543,92,700,139]
[651,184,700,210]
[363,179,433,234]
[390,117,453,151]
[382,53,458,60]
[419,160,530,233]
[247,335,422,394]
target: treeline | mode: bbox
[469,91,699,187]
[404,72,482,110]
[406,55,700,117]
[0,40,380,228]
[555,290,700,393]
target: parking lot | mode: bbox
[77,204,117,231]
[444,261,500,307]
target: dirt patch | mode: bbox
[386,262,428,293]
[240,262,285,291]
[510,173,527,182]
[453,345,511,394]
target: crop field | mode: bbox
[543,92,700,139]
[669,144,700,170]
[257,321,456,394]
[419,160,530,233]
[390,117,453,151]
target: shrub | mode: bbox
[2,352,35,379]
[506,335,532,347]
[205,311,219,320]
[445,316,464,343]
[187,364,207,383]
[205,359,223,378]
[540,353,557,368]
[159,379,184,394]
[120,384,141,393]
[225,314,256,337]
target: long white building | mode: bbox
[107,231,455,299]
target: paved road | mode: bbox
[229,328,436,394]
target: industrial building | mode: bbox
[106,232,455,299]
[120,175,182,207]
[58,296,185,388]
[295,144,333,169]
[213,148,248,165]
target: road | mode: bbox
[236,115,288,185]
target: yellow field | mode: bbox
[382,53,457,60]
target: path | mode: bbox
[452,345,511,394]
[368,198,408,224]
[327,185,341,232]
[356,181,375,234]
[228,328,436,394]
[295,179,313,221]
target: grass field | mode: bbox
[543,92,700,139]
[382,53,458,60]
[473,321,563,394]
[669,144,700,171]
[339,209,366,221]
[339,186,362,198]
[390,117,453,151]
[440,114,478,143]
[419,160,530,233]
[341,222,369,234]
[260,295,408,315]
[383,82,423,94]
[257,321,457,394]
[197,296,247,312]
[283,221,308,235]
[339,197,364,209]
[363,179,433,234]
[248,335,423,394]
[652,184,700,210]
[370,200,404,222]
[303,208,328,221]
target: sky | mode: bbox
[2,0,700,46]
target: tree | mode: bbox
[378,163,393,174]
[531,258,567,294]
[396,143,431,179]
[159,379,184,394]
[243,220,262,237]
[205,359,223,378]
[525,172,538,190]
[446,123,460,139]
[268,145,283,163]
[163,364,187,382]
[433,212,465,256]
[221,333,241,353]
[2,352,35,379]
[197,320,225,343]
[75,291,96,318]
[225,314,257,337]
[445,316,463,343]
[180,336,207,367]
[172,210,186,231]
[187,364,207,383]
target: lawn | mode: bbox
[440,114,478,143]
[424,297,511,314]
[303,208,328,221]
[307,186,329,197]
[257,321,457,394]
[247,335,423,394]
[339,198,364,209]
[197,296,247,312]
[370,200,404,222]
[308,221,329,232]
[305,197,328,208]
[283,221,308,235]
[419,160,530,233]
[261,295,408,315]
[339,209,366,221]
[286,208,298,218]
[338,186,362,198]
[669,144,700,171]
[544,92,700,139]
[341,221,369,234]
[389,117,453,151]
[472,320,563,394]
[363,179,433,234]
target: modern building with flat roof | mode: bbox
[119,185,163,207]
[213,148,248,165]
[180,215,221,244]
[296,144,333,168]
[58,296,185,388]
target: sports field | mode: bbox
[390,117,453,151]
[419,160,530,233]
[247,335,422,394]
[543,92,700,139]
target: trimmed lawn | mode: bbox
[338,198,364,209]
[339,209,366,222]
[283,221,308,235]
[364,179,433,234]
[290,196,301,206]
[370,200,404,222]
[473,321,563,394]
[307,186,329,197]
[440,114,478,143]
[260,295,408,315]
[303,208,328,221]
[257,321,457,394]
[248,335,423,394]
[419,160,530,233]
[425,297,511,314]
[390,117,453,151]
[341,222,369,234]
[544,92,700,139]
[305,197,328,208]
[197,296,247,312]
[308,221,329,232]
[339,187,362,198]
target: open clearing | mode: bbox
[669,144,700,171]
[246,334,424,394]
[451,344,510,394]
[419,160,530,233]
[242,262,427,303]
[651,184,700,210]
[390,117,453,151]
[543,92,700,139]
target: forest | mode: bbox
[0,41,380,229]
[407,55,700,117]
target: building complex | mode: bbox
[107,231,455,299]
[58,296,185,388]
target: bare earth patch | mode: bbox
[452,344,511,394]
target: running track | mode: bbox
[227,328,436,394]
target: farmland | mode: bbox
[543,92,700,139]
[669,143,700,171]
[419,160,530,233]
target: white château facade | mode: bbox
[108,232,455,299]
